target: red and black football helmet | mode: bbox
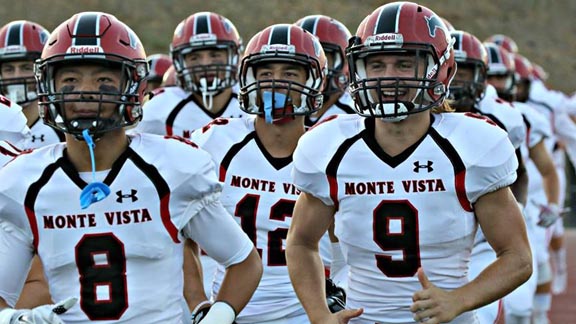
[146,53,172,84]
[513,53,533,102]
[0,20,50,106]
[170,12,242,104]
[347,2,456,120]
[448,30,488,108]
[531,63,548,81]
[484,42,516,101]
[35,12,148,139]
[239,24,326,121]
[484,34,518,54]
[295,15,352,96]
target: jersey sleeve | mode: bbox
[464,124,518,203]
[161,138,225,232]
[292,125,336,206]
[0,220,35,307]
[520,103,551,148]
[0,98,30,145]
[505,109,527,150]
[181,200,254,267]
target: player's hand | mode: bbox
[0,297,77,324]
[196,301,236,324]
[410,268,461,324]
[536,203,565,228]
[190,301,212,324]
[313,307,363,324]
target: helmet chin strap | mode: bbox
[79,129,111,209]
[199,77,222,111]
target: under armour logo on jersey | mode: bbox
[116,189,138,203]
[31,134,45,142]
[413,160,434,173]
[424,15,445,38]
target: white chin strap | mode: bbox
[199,77,220,111]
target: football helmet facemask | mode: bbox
[448,30,488,109]
[347,2,456,121]
[170,12,242,109]
[0,20,50,106]
[239,24,326,123]
[484,42,516,101]
[35,12,148,140]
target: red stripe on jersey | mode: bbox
[160,194,180,243]
[25,205,40,251]
[327,174,339,211]
[165,125,174,136]
[219,164,226,182]
[455,170,472,212]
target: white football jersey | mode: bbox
[0,133,251,323]
[0,95,30,145]
[191,117,305,322]
[514,102,551,161]
[18,118,65,150]
[292,113,517,323]
[0,140,20,167]
[477,85,526,149]
[133,86,246,138]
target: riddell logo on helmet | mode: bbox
[260,44,295,53]
[190,33,217,44]
[66,46,104,54]
[0,45,26,55]
[366,33,403,46]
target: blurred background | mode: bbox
[2,0,576,223]
[1,0,575,94]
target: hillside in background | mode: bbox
[1,0,575,94]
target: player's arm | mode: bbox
[455,187,531,312]
[15,255,52,308]
[183,198,262,323]
[510,148,528,205]
[182,239,209,311]
[529,140,560,205]
[412,186,532,323]
[286,192,362,323]
[0,221,35,309]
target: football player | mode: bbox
[0,20,65,149]
[294,14,353,291]
[0,12,262,324]
[0,96,53,311]
[132,11,249,303]
[286,2,532,323]
[191,23,327,323]
[295,15,355,129]
[133,12,247,139]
